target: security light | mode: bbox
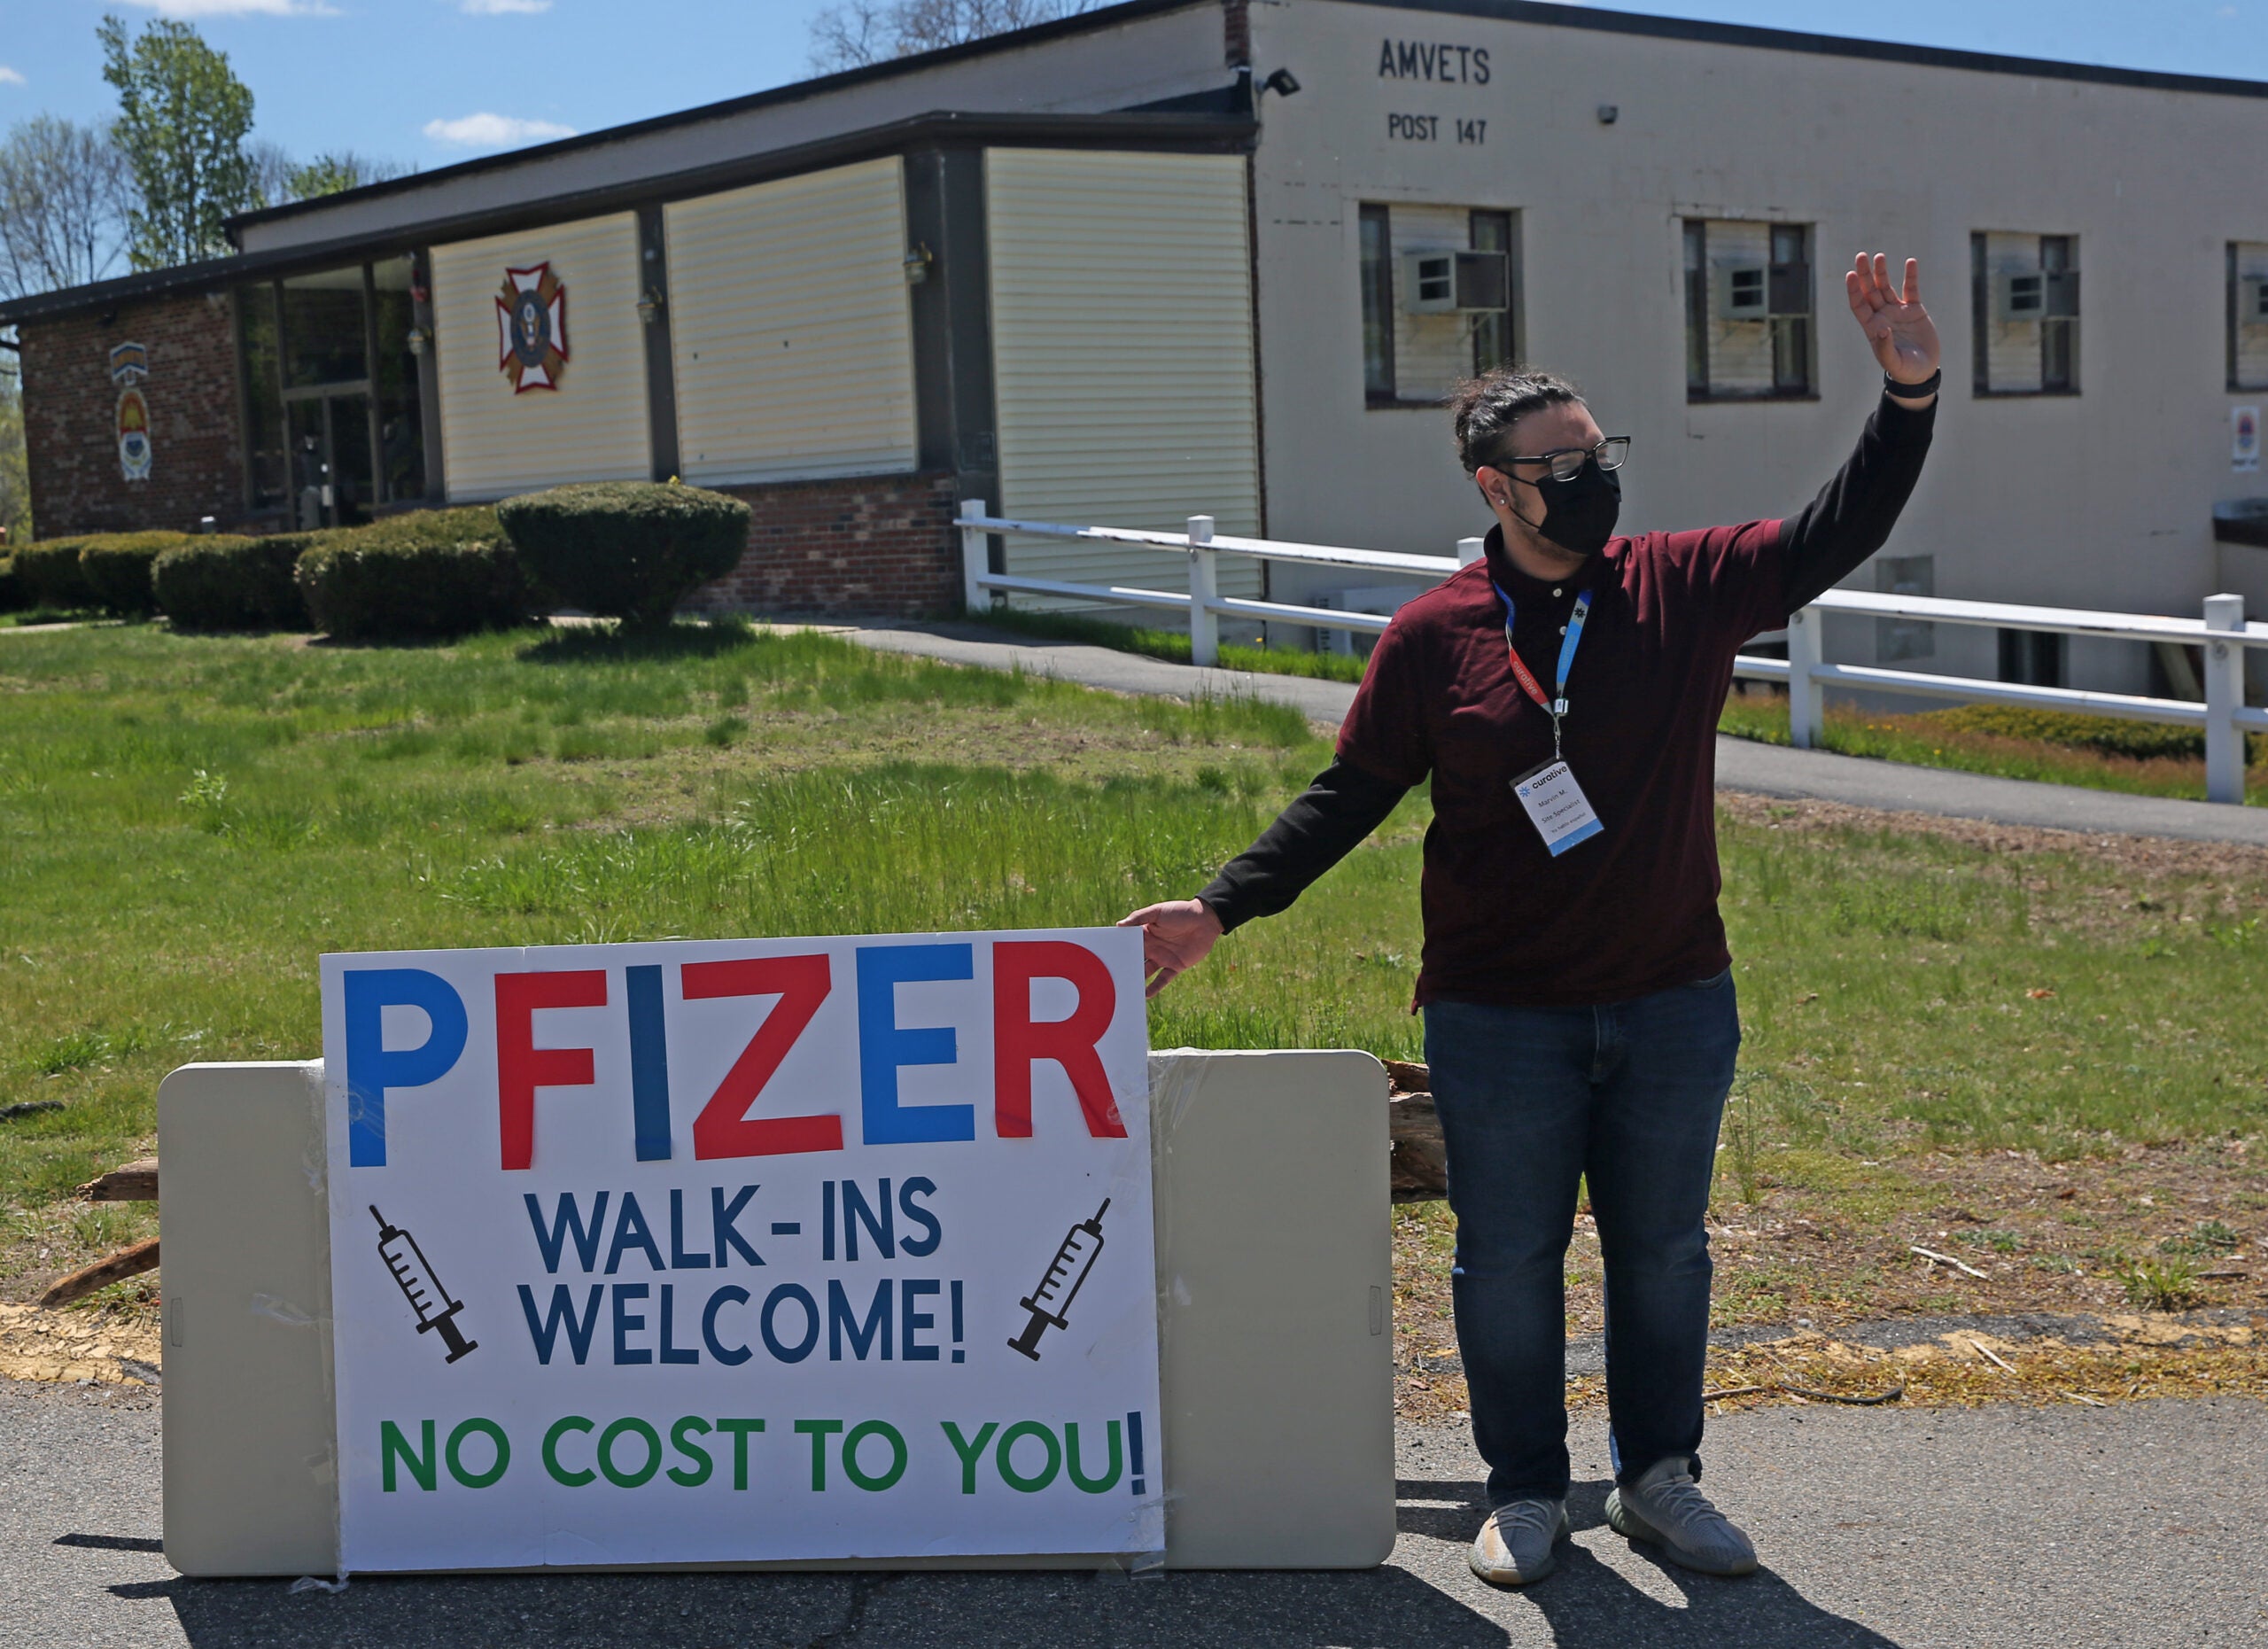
[1261,67,1301,98]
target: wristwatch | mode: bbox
[1884,369,1941,400]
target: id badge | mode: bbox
[1512,758,1604,857]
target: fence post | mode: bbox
[2203,592,2247,805]
[1187,515,1220,668]
[1786,605,1824,750]
[958,499,990,616]
[1456,536,1486,568]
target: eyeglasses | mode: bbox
[1485,437,1632,484]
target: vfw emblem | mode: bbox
[494,262,568,393]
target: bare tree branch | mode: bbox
[808,0,1101,73]
[0,115,133,301]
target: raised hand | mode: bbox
[1116,898,1223,998]
[1845,253,1939,388]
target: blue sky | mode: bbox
[0,1,2263,174]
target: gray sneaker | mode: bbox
[1468,1497,1568,1586]
[1604,1455,1758,1576]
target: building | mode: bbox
[8,0,2268,695]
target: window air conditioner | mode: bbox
[1714,263,1808,320]
[1713,265,1768,321]
[1401,249,1510,315]
[1992,269,2047,322]
[2241,276,2268,323]
[1309,586,1421,657]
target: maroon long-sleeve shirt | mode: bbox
[1199,390,1937,1009]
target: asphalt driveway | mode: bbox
[5,1376,2260,1648]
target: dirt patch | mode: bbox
[1718,789,2268,885]
[0,1301,161,1385]
[1393,1134,2267,1422]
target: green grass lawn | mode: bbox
[2,622,2264,1295]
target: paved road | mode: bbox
[7,1376,2260,1648]
[846,622,2268,847]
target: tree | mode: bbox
[97,14,257,270]
[245,138,295,213]
[282,151,408,202]
[0,116,132,300]
[245,139,407,210]
[808,0,1100,72]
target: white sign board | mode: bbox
[319,928,1159,1572]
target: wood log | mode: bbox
[1389,1091,1449,1203]
[1382,1058,1429,1097]
[38,1238,159,1310]
[78,1158,159,1202]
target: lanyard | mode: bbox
[1491,582,1592,758]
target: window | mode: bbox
[1770,224,1814,395]
[236,283,285,511]
[1359,204,1396,401]
[1469,209,1515,375]
[2229,242,2268,392]
[1359,202,1517,406]
[280,268,368,387]
[1972,231,2079,395]
[1683,220,1708,397]
[1999,628,2064,688]
[371,256,425,504]
[1682,217,1813,401]
[1875,555,1934,663]
[2040,236,2076,393]
[236,258,430,525]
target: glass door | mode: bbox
[286,393,378,529]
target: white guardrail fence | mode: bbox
[958,501,2268,805]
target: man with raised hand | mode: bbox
[1122,254,1939,1585]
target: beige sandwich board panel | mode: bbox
[159,1049,1394,1575]
[157,1062,338,1578]
[1148,1049,1398,1569]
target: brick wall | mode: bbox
[19,292,252,540]
[687,471,964,618]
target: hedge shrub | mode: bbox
[0,558,22,614]
[152,533,308,631]
[12,540,93,609]
[80,531,198,617]
[497,481,750,628]
[296,507,530,640]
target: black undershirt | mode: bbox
[1197,389,1937,933]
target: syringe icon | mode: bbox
[370,1206,478,1365]
[1007,1198,1110,1362]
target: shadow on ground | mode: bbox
[93,1476,1892,1649]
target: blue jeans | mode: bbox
[1424,970,1740,1506]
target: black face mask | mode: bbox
[1510,459,1621,558]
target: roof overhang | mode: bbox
[0,107,1255,329]
[221,0,1215,246]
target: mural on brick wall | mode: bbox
[110,341,151,482]
[494,262,569,393]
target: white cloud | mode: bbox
[121,0,343,15]
[459,0,552,12]
[0,66,25,86]
[422,112,578,150]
